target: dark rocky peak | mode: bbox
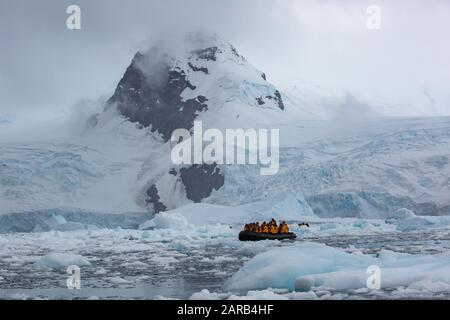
[189,40,245,64]
[131,48,172,88]
[188,62,209,74]
[104,36,284,147]
[107,46,208,141]
[229,44,246,61]
[192,46,219,61]
[254,90,285,110]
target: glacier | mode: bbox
[2,116,450,224]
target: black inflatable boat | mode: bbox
[239,231,297,241]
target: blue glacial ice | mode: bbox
[225,242,450,292]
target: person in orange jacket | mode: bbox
[279,221,289,234]
[269,223,278,234]
[262,222,269,233]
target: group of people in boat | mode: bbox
[243,218,290,234]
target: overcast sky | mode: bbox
[1,0,449,126]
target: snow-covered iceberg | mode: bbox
[36,253,90,269]
[225,242,450,292]
[140,212,191,230]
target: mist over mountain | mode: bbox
[2,0,450,138]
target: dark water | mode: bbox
[1,228,450,299]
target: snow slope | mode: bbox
[0,112,171,219]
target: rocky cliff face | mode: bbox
[107,51,208,141]
[146,163,225,213]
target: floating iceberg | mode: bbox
[36,253,90,269]
[225,242,450,293]
[387,208,450,231]
[145,212,191,230]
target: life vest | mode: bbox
[269,225,278,234]
[262,225,269,233]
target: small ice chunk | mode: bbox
[36,253,90,269]
[109,276,131,284]
[142,212,190,230]
[190,289,221,300]
[122,261,149,268]
[229,289,289,300]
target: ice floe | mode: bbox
[225,242,450,293]
[36,253,90,269]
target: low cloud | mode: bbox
[0,0,449,137]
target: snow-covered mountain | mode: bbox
[0,36,292,218]
[1,37,450,232]
[103,37,290,136]
[92,36,297,213]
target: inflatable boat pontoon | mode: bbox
[239,231,297,241]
